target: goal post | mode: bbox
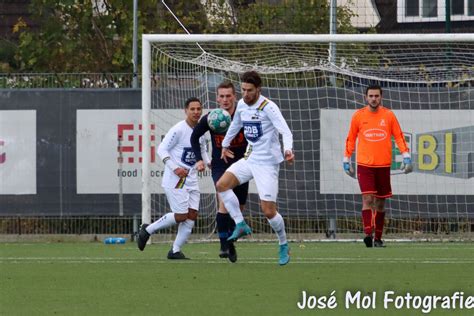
[142,33,474,241]
[141,37,152,226]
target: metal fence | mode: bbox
[2,74,136,240]
[1,74,473,242]
[0,73,136,88]
[0,215,471,242]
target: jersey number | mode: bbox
[181,147,196,167]
[243,122,263,142]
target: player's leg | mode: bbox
[168,189,200,259]
[147,188,188,232]
[224,182,249,263]
[216,159,252,241]
[212,168,233,258]
[253,163,290,265]
[137,188,185,251]
[357,165,378,248]
[361,194,375,247]
[373,198,386,247]
[216,205,232,257]
[373,167,392,248]
[261,200,290,266]
[137,188,188,253]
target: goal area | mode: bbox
[142,34,474,241]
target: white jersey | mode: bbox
[157,120,208,189]
[222,95,293,165]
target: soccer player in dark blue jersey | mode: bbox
[191,81,248,263]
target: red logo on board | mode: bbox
[117,124,156,163]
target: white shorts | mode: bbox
[164,187,200,214]
[227,158,279,202]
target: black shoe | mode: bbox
[219,249,229,258]
[137,224,150,251]
[363,235,373,248]
[374,239,386,248]
[167,249,189,260]
[228,242,237,263]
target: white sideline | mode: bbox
[2,256,474,265]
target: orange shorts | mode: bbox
[357,165,392,198]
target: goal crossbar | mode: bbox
[143,33,474,43]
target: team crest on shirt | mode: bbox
[243,121,263,142]
[251,110,261,120]
[380,119,386,126]
[181,147,197,167]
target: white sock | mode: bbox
[267,213,287,245]
[172,219,194,253]
[218,190,244,224]
[146,212,176,234]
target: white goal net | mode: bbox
[142,34,474,241]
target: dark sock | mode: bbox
[374,211,385,240]
[227,212,236,236]
[216,213,231,251]
[362,209,373,236]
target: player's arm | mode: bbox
[222,109,242,148]
[391,114,412,174]
[343,114,358,177]
[265,102,294,164]
[191,115,209,161]
[198,133,211,171]
[221,106,242,162]
[157,127,188,177]
[191,116,210,171]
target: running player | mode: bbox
[137,97,209,259]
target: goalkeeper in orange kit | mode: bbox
[343,84,412,248]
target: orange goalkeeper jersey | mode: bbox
[344,105,409,168]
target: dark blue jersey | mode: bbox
[191,112,247,170]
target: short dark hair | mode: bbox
[184,97,201,108]
[240,70,262,88]
[365,84,382,96]
[217,81,235,94]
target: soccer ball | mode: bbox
[207,108,231,134]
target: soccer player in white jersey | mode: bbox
[216,70,295,265]
[137,97,209,259]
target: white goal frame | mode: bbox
[141,33,474,237]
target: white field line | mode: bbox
[1,257,474,264]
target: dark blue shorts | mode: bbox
[212,168,249,205]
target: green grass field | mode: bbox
[1,241,473,315]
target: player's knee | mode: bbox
[362,194,375,205]
[261,201,277,218]
[374,198,385,211]
[215,179,227,192]
[174,213,188,222]
[216,172,238,192]
[263,210,277,219]
[187,209,198,221]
